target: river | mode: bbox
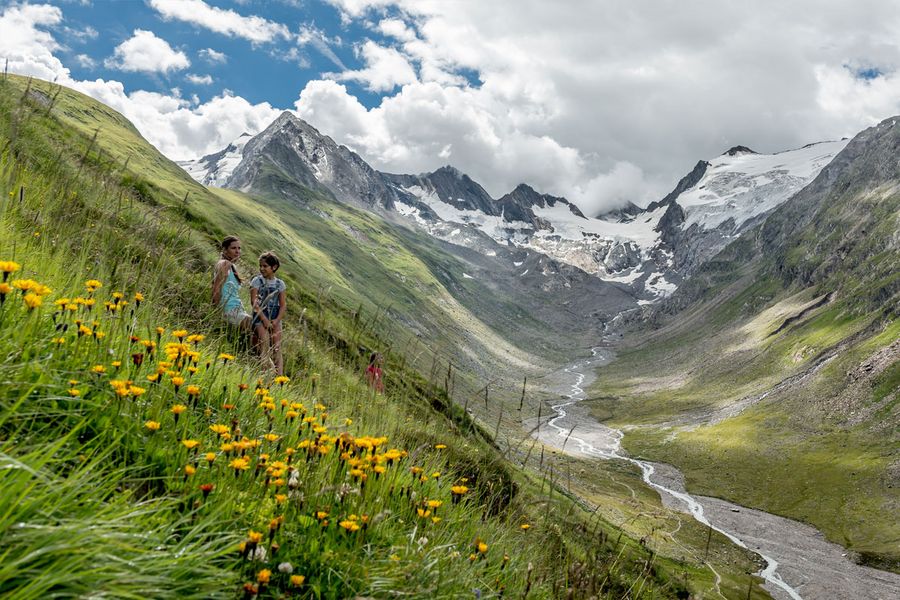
[531,346,900,600]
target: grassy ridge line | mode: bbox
[0,76,700,597]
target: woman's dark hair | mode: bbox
[221,235,240,252]
[259,251,281,271]
[369,352,378,365]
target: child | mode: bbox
[365,352,384,393]
[250,252,287,375]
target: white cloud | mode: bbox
[72,78,282,160]
[297,24,346,69]
[331,41,417,92]
[312,0,900,212]
[0,3,68,81]
[74,53,95,68]
[105,29,190,74]
[149,0,290,44]
[199,47,227,64]
[7,1,900,216]
[186,73,214,85]
[64,25,98,41]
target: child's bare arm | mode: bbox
[274,290,287,324]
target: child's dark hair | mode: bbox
[259,251,280,271]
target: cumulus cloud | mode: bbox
[312,0,900,212]
[149,0,290,44]
[105,30,190,74]
[331,41,417,92]
[72,78,282,159]
[7,1,900,215]
[0,3,68,81]
[199,47,227,64]
[0,4,280,161]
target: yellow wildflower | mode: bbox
[23,293,42,309]
[290,574,305,587]
[229,457,250,472]
[145,420,161,431]
[339,520,360,532]
[181,439,200,450]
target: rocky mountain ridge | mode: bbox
[181,111,848,303]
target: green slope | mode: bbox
[590,118,900,570]
[0,74,766,598]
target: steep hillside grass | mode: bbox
[0,75,728,598]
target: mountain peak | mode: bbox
[723,145,757,156]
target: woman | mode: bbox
[211,236,251,331]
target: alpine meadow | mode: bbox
[1,2,899,599]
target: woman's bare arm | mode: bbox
[211,260,229,306]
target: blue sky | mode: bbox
[52,0,392,109]
[3,0,900,214]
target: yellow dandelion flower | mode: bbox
[218,353,235,363]
[145,420,161,431]
[91,365,106,375]
[434,444,447,449]
[229,457,250,471]
[184,465,196,476]
[0,260,21,275]
[204,452,216,463]
[520,523,531,531]
[12,279,36,292]
[172,329,188,339]
[477,541,488,554]
[273,375,290,385]
[23,293,42,309]
[85,279,102,291]
[290,574,305,587]
[210,424,230,436]
[257,569,271,584]
[339,520,360,532]
[181,439,200,450]
[186,385,201,397]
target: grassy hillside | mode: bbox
[0,74,777,598]
[589,120,900,570]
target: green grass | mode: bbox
[0,74,729,598]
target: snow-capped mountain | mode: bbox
[178,111,849,303]
[177,133,252,187]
